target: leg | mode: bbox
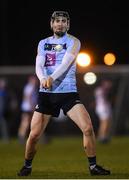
[1,117,9,142]
[67,104,96,157]
[25,111,50,160]
[67,104,110,175]
[98,119,111,143]
[18,113,32,144]
[18,111,50,176]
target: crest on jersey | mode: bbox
[54,44,63,51]
[44,43,67,52]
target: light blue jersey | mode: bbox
[37,33,81,93]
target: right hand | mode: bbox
[40,78,47,89]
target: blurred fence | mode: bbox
[0,65,129,137]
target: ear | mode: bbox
[67,21,70,31]
[50,21,53,29]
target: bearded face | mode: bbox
[51,16,70,37]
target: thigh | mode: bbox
[30,111,51,136]
[67,103,92,131]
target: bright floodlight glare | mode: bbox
[104,53,116,65]
[83,72,97,85]
[76,52,91,67]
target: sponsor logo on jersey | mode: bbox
[45,53,56,66]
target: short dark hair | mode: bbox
[51,11,70,21]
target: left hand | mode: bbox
[46,76,53,89]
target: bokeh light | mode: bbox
[76,52,91,67]
[104,53,116,65]
[83,72,97,85]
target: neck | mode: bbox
[54,32,66,38]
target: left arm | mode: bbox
[46,38,81,88]
[50,52,76,81]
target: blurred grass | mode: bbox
[0,135,129,179]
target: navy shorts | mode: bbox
[35,92,81,117]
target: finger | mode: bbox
[47,79,51,88]
[41,79,47,88]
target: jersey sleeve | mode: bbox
[50,38,81,81]
[37,40,45,56]
[35,40,47,81]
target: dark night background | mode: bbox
[0,0,129,66]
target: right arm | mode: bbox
[35,55,48,88]
[35,55,46,82]
[35,40,47,88]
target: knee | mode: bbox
[29,132,40,142]
[83,124,93,136]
